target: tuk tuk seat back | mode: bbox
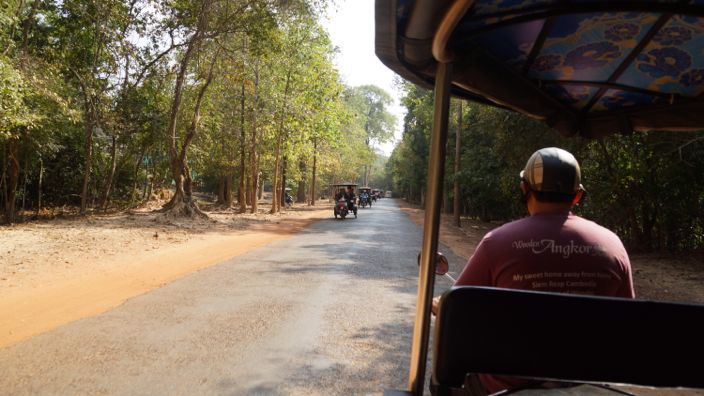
[431,286,704,395]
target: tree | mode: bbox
[343,85,395,186]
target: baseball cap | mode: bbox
[520,147,584,194]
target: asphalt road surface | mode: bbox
[0,199,465,395]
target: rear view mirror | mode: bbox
[435,253,449,276]
[417,251,449,275]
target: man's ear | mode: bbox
[572,190,584,206]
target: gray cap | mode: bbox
[520,147,583,194]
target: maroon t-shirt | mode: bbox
[454,212,635,393]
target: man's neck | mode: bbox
[528,200,573,216]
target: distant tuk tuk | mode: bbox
[376,1,704,395]
[331,182,358,219]
[359,187,373,208]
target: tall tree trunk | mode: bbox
[246,172,252,206]
[443,187,449,214]
[76,7,104,216]
[225,176,233,207]
[100,135,118,212]
[80,110,94,214]
[297,160,306,203]
[224,115,235,209]
[270,138,283,214]
[453,100,462,227]
[237,39,247,214]
[217,113,232,207]
[270,70,291,214]
[237,108,247,211]
[5,140,19,223]
[280,155,287,209]
[21,156,28,211]
[36,157,43,216]
[309,139,317,206]
[1,143,6,210]
[131,148,145,207]
[249,62,260,214]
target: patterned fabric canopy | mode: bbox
[376,0,704,137]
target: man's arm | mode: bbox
[616,256,636,299]
[455,236,494,286]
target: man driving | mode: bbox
[344,185,356,211]
[434,147,635,394]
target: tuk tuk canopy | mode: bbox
[376,0,704,137]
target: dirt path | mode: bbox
[396,200,704,305]
[0,202,329,348]
[0,199,422,395]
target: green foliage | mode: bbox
[0,57,33,137]
[393,82,704,252]
[0,0,407,222]
[579,133,704,251]
[388,82,431,203]
[344,85,396,146]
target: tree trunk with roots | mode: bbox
[160,0,215,218]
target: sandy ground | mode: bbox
[396,201,704,305]
[0,199,330,348]
[2,197,702,351]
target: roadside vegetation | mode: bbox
[389,82,704,253]
[0,0,395,224]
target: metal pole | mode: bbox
[408,61,453,395]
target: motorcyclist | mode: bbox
[360,190,370,206]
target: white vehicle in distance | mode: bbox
[384,191,392,198]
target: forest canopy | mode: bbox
[0,0,394,222]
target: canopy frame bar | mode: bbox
[432,0,475,63]
[536,80,681,100]
[408,2,475,393]
[520,16,555,76]
[408,61,453,396]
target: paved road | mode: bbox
[0,199,465,395]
